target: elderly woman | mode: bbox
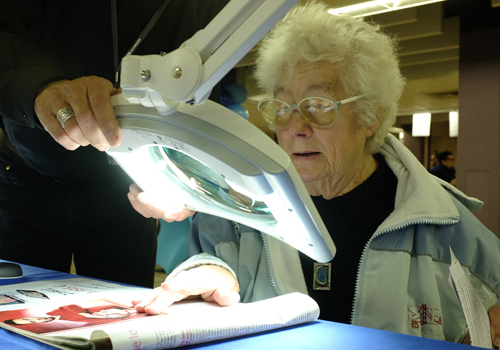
[130,2,500,345]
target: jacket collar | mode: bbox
[377,134,482,232]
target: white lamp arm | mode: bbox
[110,0,337,262]
[119,0,299,113]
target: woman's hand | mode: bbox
[489,305,500,348]
[127,183,196,222]
[462,305,500,347]
[131,265,240,315]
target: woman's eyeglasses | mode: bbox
[257,95,363,129]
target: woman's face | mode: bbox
[275,61,375,196]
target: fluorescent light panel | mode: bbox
[412,113,431,137]
[449,111,459,137]
[329,0,446,17]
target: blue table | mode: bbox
[0,261,480,350]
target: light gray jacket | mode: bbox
[168,134,500,343]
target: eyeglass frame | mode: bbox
[257,94,364,129]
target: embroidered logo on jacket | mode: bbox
[408,304,443,337]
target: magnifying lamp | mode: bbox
[107,0,336,263]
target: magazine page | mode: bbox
[0,298,152,335]
[0,278,152,349]
[87,292,319,350]
[0,278,147,311]
[0,278,319,350]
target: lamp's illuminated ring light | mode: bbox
[108,97,336,263]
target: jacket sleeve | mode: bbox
[184,213,287,303]
[0,1,70,128]
[165,252,237,282]
[164,213,241,281]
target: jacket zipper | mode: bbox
[350,218,459,324]
[261,232,281,297]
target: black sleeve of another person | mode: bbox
[0,0,229,128]
[431,165,455,183]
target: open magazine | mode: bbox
[0,278,319,350]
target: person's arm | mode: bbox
[0,2,121,151]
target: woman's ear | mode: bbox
[364,119,381,138]
[365,110,383,138]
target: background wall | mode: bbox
[457,1,500,236]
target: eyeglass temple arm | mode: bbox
[336,95,364,107]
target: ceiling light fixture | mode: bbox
[449,111,459,137]
[412,113,431,137]
[328,0,447,17]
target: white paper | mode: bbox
[87,292,320,350]
[449,247,492,349]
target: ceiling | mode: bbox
[235,0,477,128]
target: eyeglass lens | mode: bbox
[259,98,336,128]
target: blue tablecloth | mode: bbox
[0,260,480,350]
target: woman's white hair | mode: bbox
[254,1,405,154]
